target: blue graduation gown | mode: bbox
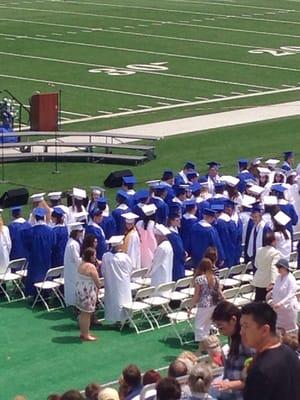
[279,203,298,238]
[190,220,225,267]
[100,215,116,239]
[85,222,107,260]
[180,213,198,252]
[234,218,243,265]
[167,230,186,281]
[52,225,68,267]
[23,223,56,296]
[174,172,187,186]
[244,220,271,265]
[215,215,236,268]
[237,171,256,193]
[8,218,31,261]
[112,205,131,235]
[132,203,144,220]
[150,196,169,225]
[195,200,210,220]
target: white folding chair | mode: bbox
[223,287,240,303]
[122,286,155,334]
[32,266,65,311]
[293,270,300,290]
[232,262,253,283]
[289,251,298,270]
[11,258,28,278]
[139,383,157,400]
[233,284,254,307]
[165,297,197,345]
[222,264,247,287]
[97,277,105,309]
[162,277,192,301]
[142,282,175,328]
[131,268,151,287]
[0,260,26,302]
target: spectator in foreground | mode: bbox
[98,388,119,400]
[241,302,300,400]
[119,364,142,400]
[168,360,190,398]
[60,390,84,400]
[188,363,216,400]
[85,382,102,400]
[156,378,181,400]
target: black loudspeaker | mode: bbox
[0,188,29,208]
[104,169,133,188]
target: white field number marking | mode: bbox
[249,46,300,57]
[89,62,168,75]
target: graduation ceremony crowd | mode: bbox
[3,151,300,400]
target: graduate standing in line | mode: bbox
[8,206,30,261]
[51,207,68,268]
[121,212,141,271]
[112,190,131,235]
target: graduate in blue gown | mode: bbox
[281,151,294,172]
[97,197,116,239]
[167,213,186,281]
[272,184,298,238]
[132,189,149,220]
[51,207,68,268]
[150,184,169,225]
[174,161,195,186]
[180,199,198,252]
[122,176,136,209]
[161,170,175,205]
[85,208,107,260]
[23,208,56,296]
[8,206,31,261]
[236,159,256,193]
[189,208,225,268]
[112,190,131,235]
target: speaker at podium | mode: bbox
[30,92,59,131]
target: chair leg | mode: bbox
[0,283,11,302]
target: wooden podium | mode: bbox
[30,92,58,131]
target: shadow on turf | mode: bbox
[51,323,77,332]
[51,336,83,345]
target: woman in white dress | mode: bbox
[268,258,298,332]
[76,247,102,341]
[0,211,12,273]
[64,223,83,307]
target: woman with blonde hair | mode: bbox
[0,211,11,273]
[188,363,216,399]
[190,258,223,354]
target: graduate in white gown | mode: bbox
[0,210,11,274]
[149,224,173,287]
[64,223,83,306]
[102,235,133,323]
[121,212,141,271]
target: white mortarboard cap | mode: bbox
[141,203,157,216]
[257,167,271,176]
[241,195,257,207]
[263,196,278,206]
[48,191,62,200]
[265,159,280,167]
[274,211,291,226]
[247,185,265,196]
[30,193,45,202]
[146,179,161,187]
[221,175,240,187]
[106,235,124,246]
[153,224,171,236]
[90,186,105,194]
[74,211,88,222]
[251,157,263,165]
[121,212,139,223]
[72,187,87,200]
[68,222,84,231]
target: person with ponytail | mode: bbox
[188,363,216,399]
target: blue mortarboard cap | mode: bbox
[251,203,263,213]
[174,186,186,196]
[224,199,236,208]
[154,183,168,191]
[203,208,217,216]
[123,175,136,185]
[283,151,294,159]
[184,161,195,170]
[271,184,287,193]
[162,170,173,180]
[97,197,107,204]
[238,159,248,167]
[214,181,225,190]
[34,207,46,217]
[190,182,201,193]
[187,170,198,179]
[210,203,224,212]
[134,189,149,202]
[207,161,221,169]
[198,177,209,184]
[10,206,22,213]
[183,199,196,208]
[52,206,65,217]
[91,207,103,218]
[116,189,129,200]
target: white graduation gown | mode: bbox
[63,238,81,306]
[149,240,173,287]
[0,226,11,273]
[125,229,141,271]
[102,251,133,322]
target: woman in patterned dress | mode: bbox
[76,247,102,341]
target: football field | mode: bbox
[0,0,299,131]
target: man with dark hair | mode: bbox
[241,302,300,400]
[121,364,142,400]
[156,377,181,400]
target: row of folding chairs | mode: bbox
[0,258,28,302]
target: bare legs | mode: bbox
[79,311,97,341]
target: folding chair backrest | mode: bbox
[290,251,298,263]
[239,284,253,295]
[46,266,64,280]
[245,262,253,273]
[229,264,246,276]
[293,270,300,280]
[99,277,104,288]
[139,383,156,400]
[223,287,239,300]
[155,281,176,295]
[175,276,193,290]
[218,268,229,279]
[180,297,194,311]
[131,268,148,280]
[8,258,27,271]
[135,286,156,300]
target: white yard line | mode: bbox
[0,73,188,103]
[0,34,299,74]
[49,0,300,26]
[51,86,300,125]
[0,51,276,90]
[1,6,300,39]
